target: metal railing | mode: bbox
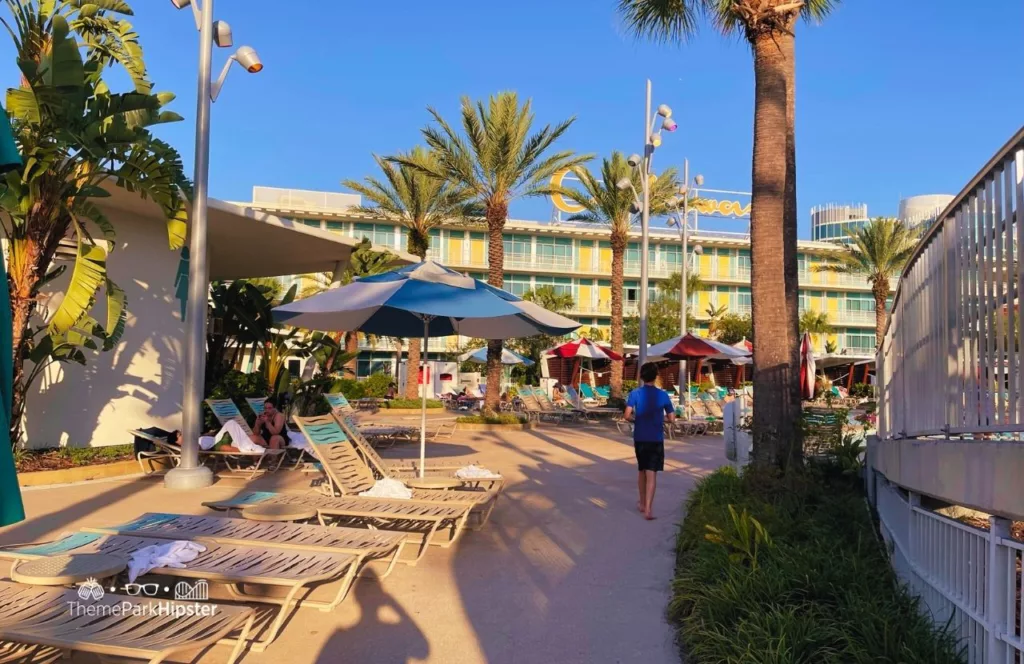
[251,186,360,212]
[879,127,1024,440]
[874,478,1024,664]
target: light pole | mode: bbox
[622,79,677,368]
[166,0,263,490]
[667,159,704,398]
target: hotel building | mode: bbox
[240,186,884,376]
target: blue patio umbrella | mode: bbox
[274,261,579,475]
[0,102,24,526]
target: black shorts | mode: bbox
[634,441,665,472]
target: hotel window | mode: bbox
[844,332,875,352]
[661,245,682,269]
[325,221,345,234]
[504,274,532,298]
[535,236,572,265]
[737,250,751,274]
[737,288,751,311]
[535,275,574,299]
[503,234,531,259]
[846,293,873,312]
[301,218,322,229]
[354,223,397,249]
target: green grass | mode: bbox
[385,398,443,409]
[455,414,527,425]
[671,463,964,664]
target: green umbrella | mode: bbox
[0,103,24,526]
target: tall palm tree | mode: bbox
[798,309,832,348]
[397,92,589,410]
[705,303,729,339]
[343,149,474,398]
[658,270,704,299]
[560,152,678,398]
[815,218,916,347]
[618,0,839,468]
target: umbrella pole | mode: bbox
[420,317,431,479]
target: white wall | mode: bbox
[25,215,185,448]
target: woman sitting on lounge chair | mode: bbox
[251,398,287,450]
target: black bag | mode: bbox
[133,427,173,455]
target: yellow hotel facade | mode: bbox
[241,187,880,375]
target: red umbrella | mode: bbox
[549,337,623,361]
[733,337,753,353]
[648,333,750,361]
[799,332,816,400]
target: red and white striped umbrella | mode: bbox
[648,333,750,361]
[799,332,816,400]
[549,337,623,361]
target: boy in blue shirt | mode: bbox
[624,362,675,520]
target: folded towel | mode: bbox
[455,464,502,480]
[127,540,206,583]
[287,430,312,453]
[358,478,412,500]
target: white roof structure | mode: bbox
[98,185,417,280]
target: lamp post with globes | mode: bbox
[667,159,704,397]
[617,80,677,367]
[166,0,263,490]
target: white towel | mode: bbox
[287,430,312,453]
[455,464,502,480]
[206,420,265,454]
[127,540,207,583]
[358,478,413,500]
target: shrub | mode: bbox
[850,382,874,398]
[386,398,443,409]
[669,464,964,664]
[622,380,638,393]
[456,414,527,425]
[362,372,393,398]
[334,378,365,400]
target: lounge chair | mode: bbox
[565,386,619,419]
[596,385,611,399]
[525,387,580,422]
[203,488,473,563]
[579,383,601,403]
[335,413,476,475]
[245,397,319,470]
[333,415,503,492]
[129,427,285,479]
[0,581,254,664]
[294,415,500,529]
[0,531,363,651]
[323,392,421,444]
[203,399,288,477]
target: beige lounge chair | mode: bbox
[295,415,500,528]
[129,427,285,478]
[0,531,362,651]
[0,581,254,664]
[520,387,577,423]
[199,399,289,477]
[323,393,422,444]
[333,415,504,493]
[335,413,480,474]
[89,511,407,574]
[200,486,474,562]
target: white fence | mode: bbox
[873,477,1024,663]
[872,126,1024,663]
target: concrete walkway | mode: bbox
[1,424,723,663]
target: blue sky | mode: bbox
[5,1,1023,238]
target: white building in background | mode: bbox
[898,194,955,231]
[810,203,870,243]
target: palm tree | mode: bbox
[1,1,189,448]
[705,303,729,339]
[798,309,832,349]
[560,152,678,398]
[397,92,589,410]
[658,270,703,299]
[815,218,916,347]
[618,0,839,468]
[343,149,474,398]
[298,239,394,376]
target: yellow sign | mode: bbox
[549,168,585,214]
[692,198,751,218]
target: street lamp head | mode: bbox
[213,20,233,48]
[667,195,682,208]
[666,216,678,227]
[650,132,662,148]
[662,117,678,132]
[694,174,704,186]
[235,46,263,73]
[170,0,190,7]
[615,177,632,191]
[629,202,641,214]
[693,244,704,255]
[626,154,642,169]
[657,104,672,118]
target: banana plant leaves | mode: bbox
[0,102,24,526]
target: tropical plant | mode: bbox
[507,286,575,385]
[715,313,753,346]
[0,0,190,448]
[297,238,394,376]
[815,218,916,347]
[618,0,840,469]
[824,339,838,354]
[658,270,703,300]
[624,295,681,346]
[703,504,773,570]
[397,92,589,410]
[206,280,275,391]
[704,303,729,339]
[799,309,832,346]
[559,152,678,398]
[343,148,476,398]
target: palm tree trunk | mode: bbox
[873,280,889,349]
[8,235,45,449]
[749,29,801,469]
[484,200,508,411]
[344,332,359,377]
[609,230,626,399]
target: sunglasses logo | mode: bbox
[123,583,160,597]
